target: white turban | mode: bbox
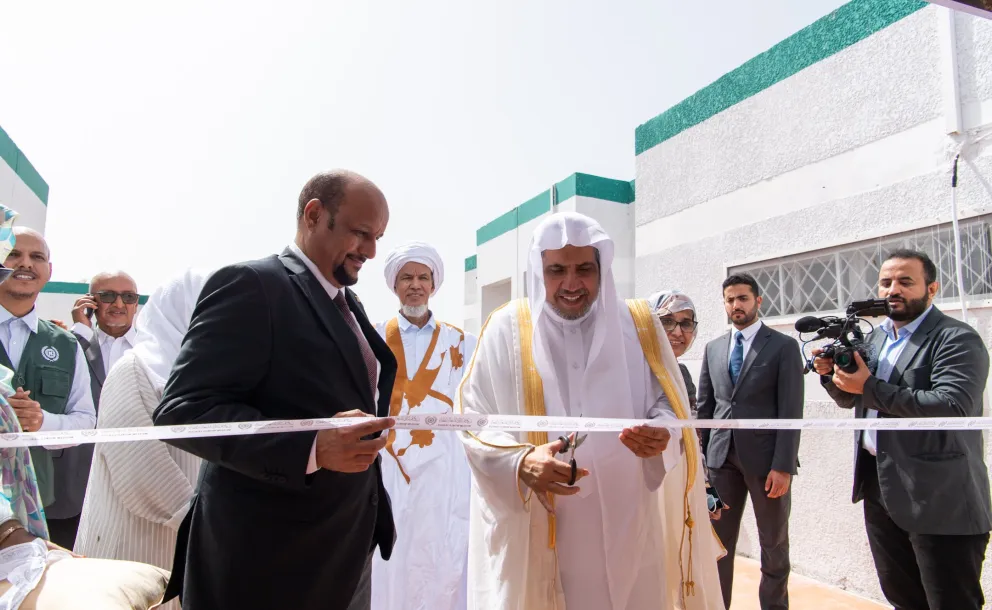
[383,242,444,296]
[130,268,214,390]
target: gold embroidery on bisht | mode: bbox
[449,332,465,369]
[383,318,450,483]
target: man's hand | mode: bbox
[810,347,834,376]
[315,410,394,473]
[71,295,98,327]
[830,351,871,395]
[9,388,44,433]
[519,437,590,513]
[619,424,671,459]
[710,502,730,521]
[765,469,791,499]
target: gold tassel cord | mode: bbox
[625,298,699,599]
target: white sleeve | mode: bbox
[643,388,681,491]
[37,342,97,446]
[70,323,94,343]
[458,317,533,518]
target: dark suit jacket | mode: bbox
[823,307,992,536]
[696,323,805,476]
[45,331,106,519]
[153,250,398,610]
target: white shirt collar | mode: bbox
[288,243,341,300]
[733,319,763,340]
[0,305,39,334]
[397,312,436,332]
[96,324,138,347]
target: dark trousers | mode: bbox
[47,515,81,550]
[709,444,791,610]
[861,452,989,610]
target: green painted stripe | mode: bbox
[465,255,477,272]
[0,125,50,205]
[42,281,149,305]
[474,172,632,247]
[634,0,928,156]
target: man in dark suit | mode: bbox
[153,170,398,610]
[48,271,140,549]
[814,249,991,610]
[696,273,804,610]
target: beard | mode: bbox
[888,294,930,322]
[549,297,593,321]
[401,304,429,319]
[333,264,357,287]
[730,306,758,327]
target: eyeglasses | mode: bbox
[659,316,698,334]
[96,290,139,305]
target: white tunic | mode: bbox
[372,315,476,610]
[458,302,726,610]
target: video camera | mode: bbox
[794,299,890,375]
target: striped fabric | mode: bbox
[74,352,201,608]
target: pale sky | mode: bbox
[0,0,847,324]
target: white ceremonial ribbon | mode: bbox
[0,414,990,448]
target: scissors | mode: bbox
[557,426,588,486]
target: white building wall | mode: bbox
[634,4,992,602]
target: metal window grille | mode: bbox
[729,216,992,317]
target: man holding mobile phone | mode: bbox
[53,271,140,548]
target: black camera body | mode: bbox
[795,299,890,375]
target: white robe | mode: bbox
[372,318,476,610]
[458,301,725,610]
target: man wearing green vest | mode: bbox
[0,227,97,548]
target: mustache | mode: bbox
[346,254,367,263]
[557,289,588,297]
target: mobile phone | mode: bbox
[706,484,725,513]
[84,294,95,319]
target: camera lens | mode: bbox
[836,351,853,368]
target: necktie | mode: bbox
[729,331,744,385]
[333,291,378,400]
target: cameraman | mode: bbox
[813,249,990,610]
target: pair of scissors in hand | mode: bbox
[557,427,588,486]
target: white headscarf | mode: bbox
[130,268,214,389]
[527,212,634,421]
[648,289,698,351]
[383,242,444,296]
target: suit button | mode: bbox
[731,402,736,407]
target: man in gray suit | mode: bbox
[696,273,804,610]
[814,249,990,610]
[51,271,140,548]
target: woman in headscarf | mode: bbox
[647,290,730,522]
[647,290,700,417]
[74,268,213,589]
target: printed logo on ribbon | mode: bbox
[171,426,186,433]
[301,420,314,427]
[537,420,548,428]
[238,423,252,430]
[1,434,17,441]
[425,416,438,426]
[584,421,596,429]
[82,430,97,437]
[477,417,489,427]
[41,346,59,362]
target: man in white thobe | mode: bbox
[458,213,725,610]
[373,242,477,610]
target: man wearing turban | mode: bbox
[372,242,477,610]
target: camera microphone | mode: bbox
[794,316,826,333]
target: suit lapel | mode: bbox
[78,333,107,386]
[279,250,374,408]
[889,308,943,386]
[858,329,888,419]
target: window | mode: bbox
[729,216,992,317]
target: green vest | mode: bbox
[0,320,78,507]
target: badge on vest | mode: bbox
[41,346,59,362]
